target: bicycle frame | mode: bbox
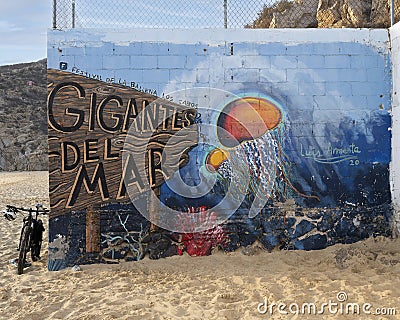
[4,204,49,274]
[18,212,34,251]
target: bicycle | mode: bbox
[3,204,49,275]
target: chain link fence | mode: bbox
[53,0,400,30]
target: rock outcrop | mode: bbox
[0,59,48,171]
[248,0,398,28]
[271,0,319,28]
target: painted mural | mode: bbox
[47,30,393,269]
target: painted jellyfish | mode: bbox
[206,96,317,216]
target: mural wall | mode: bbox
[47,29,393,269]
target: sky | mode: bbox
[0,1,51,66]
[68,0,263,29]
[0,0,265,66]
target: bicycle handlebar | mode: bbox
[5,205,49,214]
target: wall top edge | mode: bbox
[390,21,400,30]
[48,28,389,48]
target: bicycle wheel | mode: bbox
[17,225,31,275]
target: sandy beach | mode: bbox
[0,171,399,319]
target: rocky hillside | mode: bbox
[247,0,398,28]
[0,59,48,171]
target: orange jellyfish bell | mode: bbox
[206,148,229,172]
[217,97,282,148]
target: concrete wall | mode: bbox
[390,22,400,236]
[47,28,393,269]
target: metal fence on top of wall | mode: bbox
[53,0,399,30]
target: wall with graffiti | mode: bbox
[47,29,393,269]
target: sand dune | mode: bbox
[0,171,399,319]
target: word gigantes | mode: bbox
[48,82,196,134]
[47,80,197,210]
